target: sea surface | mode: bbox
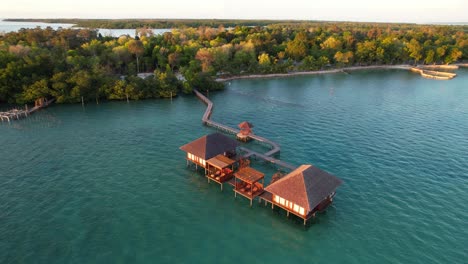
[1,69,467,263]
[0,20,170,37]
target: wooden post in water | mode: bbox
[126,93,129,103]
[170,92,172,102]
[81,96,84,107]
[25,104,28,116]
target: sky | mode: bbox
[2,0,467,23]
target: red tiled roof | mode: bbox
[265,165,343,212]
[179,133,239,160]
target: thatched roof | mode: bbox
[265,165,342,212]
[238,121,254,129]
[179,133,239,160]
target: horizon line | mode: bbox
[2,18,468,25]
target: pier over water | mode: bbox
[193,89,295,170]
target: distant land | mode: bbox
[2,18,422,29]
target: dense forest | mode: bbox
[0,21,466,104]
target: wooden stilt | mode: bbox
[287,211,290,217]
[304,219,306,226]
[81,96,84,107]
[126,93,129,103]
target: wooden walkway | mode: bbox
[194,89,295,171]
[0,99,55,123]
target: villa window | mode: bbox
[274,195,280,203]
[299,207,305,215]
[294,204,299,213]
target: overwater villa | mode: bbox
[261,165,342,225]
[179,132,238,170]
[180,132,343,226]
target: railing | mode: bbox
[193,89,295,170]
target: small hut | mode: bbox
[34,98,47,108]
[234,166,265,206]
[264,165,342,225]
[179,133,239,170]
[206,154,236,190]
[237,121,254,142]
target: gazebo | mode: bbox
[233,166,265,206]
[206,154,236,190]
[236,121,254,142]
[263,164,343,225]
[180,133,239,171]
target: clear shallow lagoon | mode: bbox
[1,69,467,263]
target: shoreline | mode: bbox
[216,65,412,81]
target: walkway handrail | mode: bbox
[193,89,295,170]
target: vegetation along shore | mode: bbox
[0,20,466,105]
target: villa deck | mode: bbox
[181,89,343,226]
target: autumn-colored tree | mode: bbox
[286,31,308,61]
[127,40,144,73]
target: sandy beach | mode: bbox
[216,65,413,81]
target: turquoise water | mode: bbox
[1,69,467,263]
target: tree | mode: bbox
[258,53,272,73]
[300,56,317,71]
[407,39,423,64]
[195,48,215,73]
[321,36,342,50]
[21,79,50,103]
[334,51,353,66]
[445,47,462,64]
[127,40,144,73]
[356,41,377,64]
[285,31,309,61]
[168,52,180,70]
[424,50,435,64]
